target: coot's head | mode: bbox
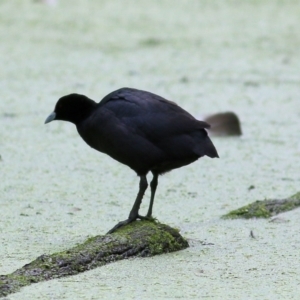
[45,93,96,125]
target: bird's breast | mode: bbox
[76,117,163,174]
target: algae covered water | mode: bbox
[1,0,300,299]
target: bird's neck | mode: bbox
[71,99,97,125]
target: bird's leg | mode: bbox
[107,175,148,234]
[146,173,158,218]
[128,175,148,220]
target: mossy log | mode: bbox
[0,220,188,298]
[223,191,300,219]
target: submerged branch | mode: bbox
[223,192,300,219]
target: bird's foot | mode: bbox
[106,215,154,234]
[142,215,156,222]
[137,214,156,222]
[136,214,149,220]
[106,219,133,234]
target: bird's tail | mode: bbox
[194,130,219,158]
[203,136,219,158]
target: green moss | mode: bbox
[288,192,300,201]
[110,220,188,256]
[222,201,271,219]
[223,192,300,219]
[148,224,185,255]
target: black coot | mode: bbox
[45,88,219,233]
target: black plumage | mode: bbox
[45,87,219,233]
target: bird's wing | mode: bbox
[98,87,210,141]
